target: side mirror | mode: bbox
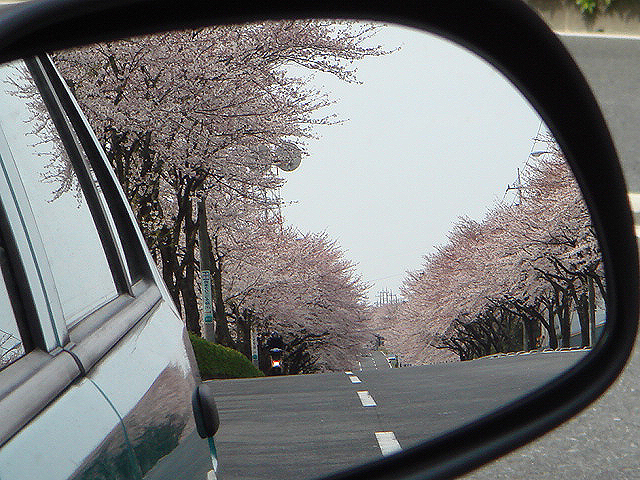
[0,1,635,479]
[192,383,220,439]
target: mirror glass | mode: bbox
[51,21,605,479]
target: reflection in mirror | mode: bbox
[0,256,24,370]
[51,20,604,479]
[0,60,118,325]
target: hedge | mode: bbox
[189,333,264,380]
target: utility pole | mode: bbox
[506,168,526,349]
[377,288,401,306]
[198,198,215,343]
[505,168,524,205]
[588,276,596,346]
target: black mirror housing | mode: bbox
[0,0,636,479]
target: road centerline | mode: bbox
[357,390,377,407]
[375,432,402,456]
[348,375,362,384]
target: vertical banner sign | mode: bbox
[202,270,213,324]
[250,324,259,367]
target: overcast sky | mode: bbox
[279,23,546,304]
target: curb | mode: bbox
[482,347,591,360]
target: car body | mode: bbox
[0,54,212,479]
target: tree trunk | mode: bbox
[158,227,182,315]
[547,306,558,349]
[210,246,234,347]
[179,274,200,335]
[560,296,572,348]
[588,276,596,346]
[236,308,253,358]
[180,196,201,336]
[577,292,590,348]
[522,317,537,351]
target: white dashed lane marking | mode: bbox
[357,390,377,407]
[375,431,402,456]
[344,371,353,375]
[349,375,362,384]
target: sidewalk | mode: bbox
[526,0,640,36]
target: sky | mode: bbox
[279,23,546,304]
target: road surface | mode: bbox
[560,34,640,194]
[205,351,584,480]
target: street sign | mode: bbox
[202,270,213,323]
[250,325,258,367]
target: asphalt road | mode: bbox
[356,350,389,370]
[560,34,640,194]
[206,351,585,480]
[463,339,640,480]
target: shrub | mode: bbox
[189,333,264,380]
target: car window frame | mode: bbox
[0,57,131,335]
[0,226,31,370]
[0,54,165,448]
[39,54,155,288]
[29,55,133,309]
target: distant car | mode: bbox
[387,355,399,368]
[0,56,214,479]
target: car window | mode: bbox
[58,106,141,285]
[0,60,118,326]
[0,247,24,370]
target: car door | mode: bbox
[0,56,211,479]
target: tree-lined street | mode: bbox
[53,15,640,480]
[54,22,380,373]
[370,144,604,366]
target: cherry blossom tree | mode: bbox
[54,21,385,343]
[221,223,371,372]
[384,138,604,364]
